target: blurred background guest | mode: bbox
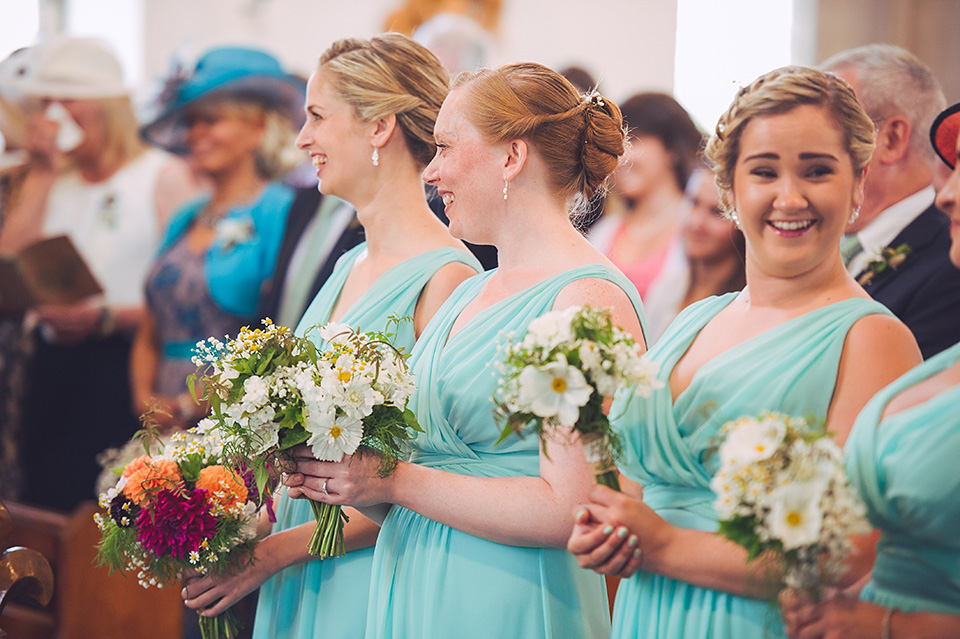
[0,36,200,510]
[822,44,960,359]
[643,166,745,343]
[132,46,302,432]
[589,92,703,297]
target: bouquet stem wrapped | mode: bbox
[191,319,421,560]
[494,306,660,489]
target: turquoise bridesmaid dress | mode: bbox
[610,294,892,639]
[252,243,481,639]
[365,264,646,639]
[846,342,960,614]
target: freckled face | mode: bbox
[295,71,372,200]
[731,104,864,279]
[934,130,960,267]
[421,87,505,244]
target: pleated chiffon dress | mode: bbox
[252,243,480,639]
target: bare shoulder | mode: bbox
[554,276,645,347]
[844,312,920,363]
[413,260,480,336]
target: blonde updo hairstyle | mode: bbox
[318,33,449,168]
[704,66,876,216]
[452,62,626,210]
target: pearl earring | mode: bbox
[503,180,509,201]
[371,147,380,167]
[849,206,861,224]
[727,209,741,228]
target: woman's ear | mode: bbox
[370,113,398,149]
[503,138,527,182]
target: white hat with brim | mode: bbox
[15,37,127,100]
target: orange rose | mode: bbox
[195,465,248,511]
[123,458,182,506]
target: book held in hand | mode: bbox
[0,235,103,313]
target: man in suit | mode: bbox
[260,185,497,329]
[823,44,960,358]
[258,186,363,327]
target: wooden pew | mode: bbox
[4,500,184,639]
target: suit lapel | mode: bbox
[857,203,947,292]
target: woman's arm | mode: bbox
[0,115,65,253]
[286,428,598,548]
[826,313,921,444]
[182,507,380,617]
[568,311,919,597]
[285,278,647,548]
[412,261,477,338]
[781,590,960,639]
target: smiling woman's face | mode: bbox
[731,104,864,279]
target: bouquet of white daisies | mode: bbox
[711,411,871,599]
[190,318,420,559]
[494,306,660,490]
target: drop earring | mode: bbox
[849,206,860,224]
[503,180,509,201]
[727,209,741,228]
[371,147,380,167]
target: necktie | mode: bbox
[840,234,864,267]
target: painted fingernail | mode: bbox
[575,509,586,521]
[617,526,628,539]
[628,534,638,547]
[633,548,642,559]
[602,525,614,535]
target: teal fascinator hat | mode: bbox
[141,46,305,155]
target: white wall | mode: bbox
[140,0,677,103]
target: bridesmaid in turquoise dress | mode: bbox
[567,66,923,639]
[781,102,960,639]
[180,35,480,639]
[284,63,646,638]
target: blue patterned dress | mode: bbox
[846,342,960,613]
[365,264,646,639]
[610,294,892,639]
[252,243,480,639]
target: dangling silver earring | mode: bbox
[849,206,860,224]
[503,180,509,201]
[727,209,741,228]
[371,147,380,167]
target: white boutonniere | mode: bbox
[857,242,911,286]
[214,216,256,251]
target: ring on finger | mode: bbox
[321,478,329,496]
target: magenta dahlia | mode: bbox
[136,489,217,559]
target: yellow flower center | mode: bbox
[551,377,567,393]
[786,511,802,527]
[754,444,766,453]
[330,425,342,439]
[338,371,352,383]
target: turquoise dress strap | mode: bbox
[846,342,960,614]
[252,244,481,639]
[610,294,893,639]
[366,263,645,639]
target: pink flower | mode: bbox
[136,489,217,560]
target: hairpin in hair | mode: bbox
[585,91,605,108]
